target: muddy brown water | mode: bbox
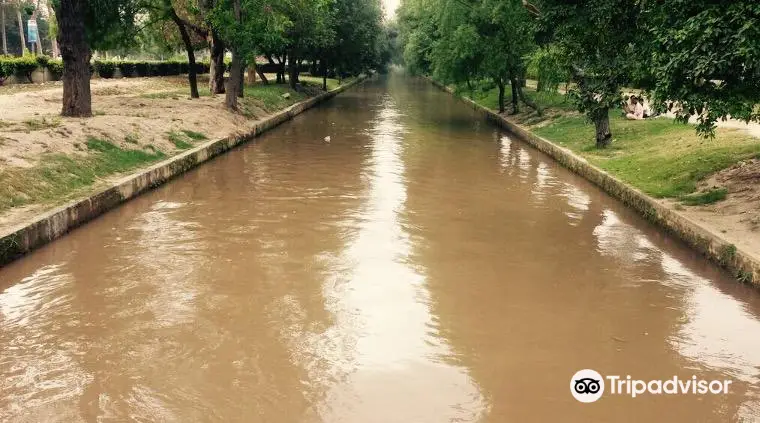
[2,73,760,422]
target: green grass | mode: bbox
[23,117,61,131]
[680,188,728,205]
[167,129,207,149]
[181,129,207,141]
[299,75,343,91]
[167,132,193,149]
[0,137,165,213]
[533,113,760,199]
[141,87,211,99]
[241,83,308,113]
[452,80,574,114]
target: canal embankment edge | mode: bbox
[427,78,759,286]
[0,76,368,268]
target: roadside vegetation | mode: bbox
[0,0,391,225]
[397,0,760,206]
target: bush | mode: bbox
[0,56,15,79]
[117,61,136,77]
[14,56,39,83]
[47,59,64,80]
[134,61,151,77]
[94,60,117,78]
[35,55,51,68]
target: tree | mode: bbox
[645,0,760,137]
[1,0,7,55]
[211,0,281,109]
[52,0,140,116]
[272,0,334,90]
[534,0,641,148]
[15,1,25,53]
[142,0,206,98]
[45,0,59,57]
[327,0,384,80]
[397,0,437,75]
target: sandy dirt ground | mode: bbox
[0,76,279,233]
[667,159,760,260]
[0,76,268,168]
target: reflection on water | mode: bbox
[1,73,760,422]
[313,97,485,422]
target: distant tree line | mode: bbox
[397,0,760,148]
[45,0,393,116]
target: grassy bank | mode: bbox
[0,75,344,219]
[450,80,760,203]
[0,138,167,213]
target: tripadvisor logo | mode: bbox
[570,369,732,403]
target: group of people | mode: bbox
[623,95,655,120]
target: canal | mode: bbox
[1,73,760,422]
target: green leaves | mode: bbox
[646,0,760,137]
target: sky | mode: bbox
[383,0,400,19]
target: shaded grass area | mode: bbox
[240,83,309,114]
[0,138,165,213]
[680,188,728,205]
[533,114,760,198]
[452,80,574,114]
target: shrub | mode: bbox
[14,56,39,83]
[35,55,51,68]
[134,61,151,77]
[0,56,15,79]
[117,61,136,77]
[47,59,64,80]
[94,60,117,78]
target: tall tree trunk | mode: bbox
[33,5,41,54]
[288,53,298,90]
[497,78,505,113]
[509,77,519,114]
[321,57,327,91]
[16,5,24,54]
[516,79,541,115]
[280,51,287,84]
[55,0,91,117]
[208,29,225,94]
[256,66,268,84]
[169,5,199,98]
[46,1,58,57]
[225,49,242,109]
[1,0,7,55]
[247,60,256,85]
[237,58,244,97]
[592,108,612,148]
[225,0,242,109]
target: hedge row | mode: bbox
[0,55,212,83]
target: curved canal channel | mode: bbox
[1,73,760,422]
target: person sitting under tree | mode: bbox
[624,95,645,120]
